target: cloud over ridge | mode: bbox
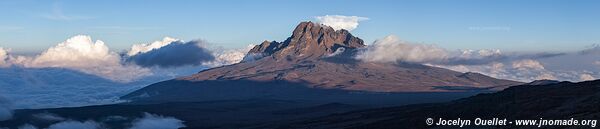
[315,15,368,31]
[126,40,215,68]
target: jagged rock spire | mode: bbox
[247,21,365,61]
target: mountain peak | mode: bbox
[247,21,365,61]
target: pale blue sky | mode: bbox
[0,0,598,53]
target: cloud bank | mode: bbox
[17,112,185,129]
[357,35,596,82]
[204,44,256,67]
[315,15,368,31]
[356,35,449,63]
[47,120,101,129]
[0,67,148,109]
[127,37,180,56]
[2,35,151,82]
[127,40,215,68]
[0,35,254,109]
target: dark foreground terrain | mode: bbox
[5,79,598,129]
[258,80,600,129]
[0,82,487,129]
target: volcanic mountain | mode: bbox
[185,22,518,91]
[122,22,520,101]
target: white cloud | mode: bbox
[129,113,186,129]
[204,44,256,67]
[535,73,557,80]
[47,120,100,129]
[20,35,151,82]
[354,35,590,82]
[13,113,185,129]
[315,15,369,31]
[127,37,180,56]
[512,59,545,70]
[459,49,502,58]
[580,73,595,81]
[0,36,248,109]
[0,48,9,67]
[432,58,598,82]
[326,47,346,57]
[356,35,449,63]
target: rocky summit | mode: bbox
[177,21,520,92]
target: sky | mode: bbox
[1,0,599,53]
[1,0,600,112]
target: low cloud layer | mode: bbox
[356,35,449,63]
[358,35,596,82]
[0,35,253,109]
[356,35,565,65]
[0,67,147,109]
[47,120,101,129]
[129,113,186,129]
[203,44,256,67]
[127,40,215,68]
[0,96,12,121]
[16,112,185,129]
[315,15,368,31]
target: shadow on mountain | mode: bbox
[122,79,488,106]
[259,80,600,129]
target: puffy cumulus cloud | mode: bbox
[126,40,215,68]
[129,113,186,129]
[14,113,185,129]
[580,73,596,81]
[203,44,256,67]
[15,35,151,82]
[315,15,369,31]
[356,35,449,63]
[47,120,101,129]
[0,36,249,110]
[127,37,180,56]
[0,47,9,67]
[512,59,545,70]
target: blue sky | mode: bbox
[0,0,599,53]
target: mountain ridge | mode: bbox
[175,22,520,92]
